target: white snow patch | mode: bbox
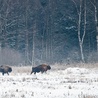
[64,67,89,74]
[0,67,98,98]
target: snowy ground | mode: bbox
[0,66,98,98]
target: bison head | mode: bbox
[47,65,51,70]
[8,67,12,72]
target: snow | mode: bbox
[0,67,98,98]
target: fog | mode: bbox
[0,46,98,66]
[0,47,24,65]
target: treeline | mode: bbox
[0,0,98,65]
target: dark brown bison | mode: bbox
[0,65,12,75]
[31,64,51,74]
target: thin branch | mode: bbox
[82,0,86,44]
[78,0,82,43]
[71,0,79,15]
[90,0,96,8]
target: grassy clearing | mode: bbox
[8,62,98,75]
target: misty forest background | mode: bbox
[0,0,98,66]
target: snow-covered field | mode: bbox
[0,66,98,98]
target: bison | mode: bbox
[0,65,12,75]
[31,64,51,74]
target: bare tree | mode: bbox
[72,0,87,62]
[31,0,40,66]
[44,0,54,63]
[0,0,11,63]
[24,0,29,65]
[39,0,53,63]
[90,0,98,52]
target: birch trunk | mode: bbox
[94,1,98,52]
[72,0,87,62]
[78,0,85,62]
[90,0,98,52]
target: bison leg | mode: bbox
[41,70,44,74]
[31,71,36,74]
[34,72,36,74]
[2,72,4,75]
[31,71,33,74]
[7,72,9,75]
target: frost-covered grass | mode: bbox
[0,65,98,98]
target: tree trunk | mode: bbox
[72,0,87,62]
[94,1,98,52]
[25,0,29,65]
[78,0,85,62]
[90,0,98,52]
[32,29,35,66]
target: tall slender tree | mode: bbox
[72,0,87,62]
[90,0,98,52]
[25,0,29,65]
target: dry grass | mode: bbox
[78,92,97,98]
[79,95,96,98]
[10,63,98,74]
[52,62,98,70]
[12,66,32,74]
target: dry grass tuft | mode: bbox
[11,66,32,74]
[83,95,96,98]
